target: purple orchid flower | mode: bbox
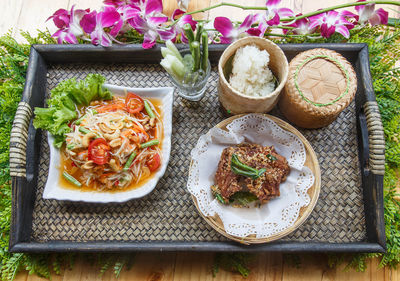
[80,6,122,46]
[47,8,70,29]
[265,0,295,26]
[129,0,164,17]
[115,4,141,33]
[172,9,197,43]
[214,15,255,44]
[246,0,295,38]
[103,0,134,7]
[283,15,315,35]
[355,1,388,25]
[309,10,354,38]
[126,0,174,48]
[130,15,175,48]
[49,5,88,44]
[246,13,267,37]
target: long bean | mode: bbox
[66,143,75,150]
[63,171,82,187]
[123,152,137,171]
[144,100,155,118]
[201,32,209,72]
[78,126,92,134]
[75,109,97,125]
[140,139,159,148]
[75,115,86,125]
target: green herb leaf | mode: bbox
[231,154,266,179]
[229,192,258,206]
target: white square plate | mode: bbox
[42,84,174,203]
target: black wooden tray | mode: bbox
[9,43,386,253]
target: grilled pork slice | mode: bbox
[214,143,290,205]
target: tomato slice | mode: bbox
[125,93,144,114]
[147,153,161,172]
[88,138,110,165]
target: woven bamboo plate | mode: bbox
[191,114,321,244]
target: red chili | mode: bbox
[88,138,110,165]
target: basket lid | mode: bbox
[285,48,357,116]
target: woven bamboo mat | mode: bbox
[31,63,366,243]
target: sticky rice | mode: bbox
[229,45,276,97]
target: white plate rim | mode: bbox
[42,84,174,203]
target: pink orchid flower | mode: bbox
[355,1,388,25]
[130,15,175,48]
[265,0,295,26]
[214,15,255,43]
[49,5,88,44]
[246,13,267,37]
[246,1,295,38]
[283,15,315,35]
[129,0,164,17]
[47,8,70,29]
[116,4,141,33]
[80,6,122,46]
[126,0,172,47]
[103,0,134,7]
[172,9,197,43]
[309,10,354,38]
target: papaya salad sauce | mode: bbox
[59,94,163,192]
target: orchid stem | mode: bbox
[280,1,400,22]
[265,33,320,38]
[274,26,295,30]
[184,2,268,16]
[179,1,400,22]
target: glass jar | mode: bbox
[166,48,211,102]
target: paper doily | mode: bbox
[187,114,316,239]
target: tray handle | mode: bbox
[364,101,385,176]
[9,102,33,178]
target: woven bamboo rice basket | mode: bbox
[218,37,289,114]
[279,48,357,129]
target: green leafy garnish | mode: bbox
[231,154,266,180]
[33,74,112,148]
[212,186,257,206]
[229,192,258,206]
[267,154,277,161]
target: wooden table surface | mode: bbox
[2,0,400,280]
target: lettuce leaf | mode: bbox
[85,73,112,101]
[33,74,112,147]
